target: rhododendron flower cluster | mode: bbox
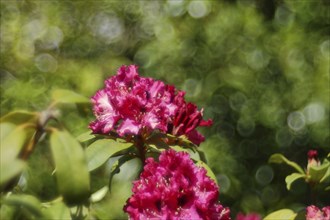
[124,149,230,220]
[89,65,212,145]
[306,205,330,220]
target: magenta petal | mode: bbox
[186,130,205,145]
[117,119,140,136]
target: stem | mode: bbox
[20,109,54,160]
[135,135,146,166]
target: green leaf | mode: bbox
[264,209,297,220]
[76,131,96,143]
[1,124,28,160]
[108,155,135,192]
[50,128,90,205]
[285,173,306,190]
[0,124,33,188]
[52,89,90,104]
[0,111,38,125]
[0,159,26,188]
[2,194,49,218]
[171,145,200,161]
[0,123,16,141]
[90,186,109,203]
[86,139,133,171]
[195,160,218,186]
[320,165,330,183]
[309,161,330,183]
[42,200,71,219]
[269,153,305,174]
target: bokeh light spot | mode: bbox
[187,1,209,18]
[217,174,231,193]
[255,165,274,186]
[89,12,124,44]
[35,53,58,73]
[303,102,326,124]
[287,111,305,131]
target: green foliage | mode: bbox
[264,209,297,220]
[50,129,90,205]
[51,89,91,105]
[269,153,305,174]
[285,173,305,191]
[85,139,133,171]
[1,0,329,218]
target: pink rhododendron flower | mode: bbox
[306,205,330,220]
[124,149,230,220]
[236,212,261,220]
[89,65,212,145]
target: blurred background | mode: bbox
[1,0,329,218]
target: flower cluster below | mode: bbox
[306,205,330,220]
[89,65,212,145]
[124,149,230,220]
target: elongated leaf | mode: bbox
[0,159,26,187]
[86,139,133,171]
[171,145,200,161]
[1,125,27,160]
[0,123,34,187]
[320,165,330,183]
[0,123,16,141]
[309,161,330,182]
[76,131,96,143]
[195,160,218,186]
[264,209,297,220]
[108,155,135,192]
[0,111,38,125]
[52,89,90,104]
[269,153,305,174]
[2,194,49,218]
[50,129,90,205]
[285,173,305,190]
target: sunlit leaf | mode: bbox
[86,139,133,171]
[171,145,200,161]
[2,194,49,218]
[0,123,16,141]
[50,128,90,205]
[264,209,297,220]
[42,200,71,219]
[320,165,330,183]
[285,173,305,190]
[52,89,90,104]
[0,123,35,188]
[309,160,330,183]
[195,160,218,186]
[0,159,26,188]
[1,124,27,160]
[269,153,305,174]
[76,131,96,143]
[0,111,38,125]
[90,186,109,203]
